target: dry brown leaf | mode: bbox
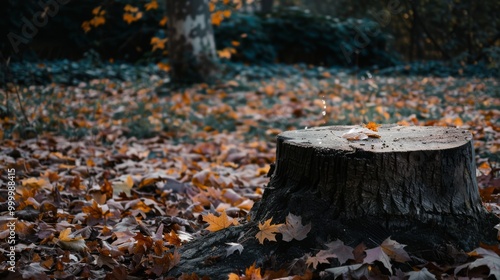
[57,228,87,251]
[202,210,238,232]
[255,218,282,244]
[279,213,311,242]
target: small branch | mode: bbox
[13,84,31,126]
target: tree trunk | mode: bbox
[252,125,498,253]
[166,0,218,84]
[168,125,499,278]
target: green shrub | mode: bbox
[215,9,400,67]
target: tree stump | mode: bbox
[169,125,499,278]
[253,125,499,250]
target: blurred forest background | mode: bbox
[1,0,498,79]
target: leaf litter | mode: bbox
[0,71,499,279]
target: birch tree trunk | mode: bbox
[166,0,218,84]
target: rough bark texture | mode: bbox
[252,125,498,254]
[166,0,218,84]
[167,125,499,278]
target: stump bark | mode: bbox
[169,125,499,278]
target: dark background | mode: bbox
[0,0,498,69]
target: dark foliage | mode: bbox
[215,9,400,67]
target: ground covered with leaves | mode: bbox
[0,63,499,279]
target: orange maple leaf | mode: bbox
[165,230,182,247]
[202,210,238,232]
[145,0,158,11]
[364,121,381,132]
[92,6,102,15]
[255,218,282,244]
[159,16,168,26]
[124,4,139,12]
[150,37,168,51]
[228,263,263,280]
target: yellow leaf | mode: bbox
[112,175,134,196]
[222,10,231,18]
[82,21,92,33]
[453,117,464,127]
[255,166,270,176]
[151,37,167,51]
[202,210,238,232]
[228,264,263,279]
[255,218,282,244]
[58,228,87,251]
[244,263,263,279]
[125,175,134,188]
[145,0,158,11]
[157,62,170,72]
[231,41,240,47]
[211,12,223,26]
[22,178,49,189]
[209,2,215,12]
[92,6,101,15]
[159,16,168,26]
[235,199,254,211]
[123,13,135,24]
[397,120,411,126]
[217,48,232,59]
[124,4,138,12]
[90,16,106,27]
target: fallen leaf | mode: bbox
[406,268,436,280]
[364,122,381,131]
[229,263,263,280]
[325,264,371,279]
[463,248,500,279]
[363,246,392,273]
[279,213,311,242]
[202,210,238,232]
[20,263,49,279]
[112,175,134,196]
[226,242,244,257]
[306,250,336,269]
[381,237,411,262]
[165,230,182,247]
[57,228,87,251]
[256,218,282,244]
[325,239,355,265]
[342,127,381,140]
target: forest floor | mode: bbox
[0,63,499,279]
